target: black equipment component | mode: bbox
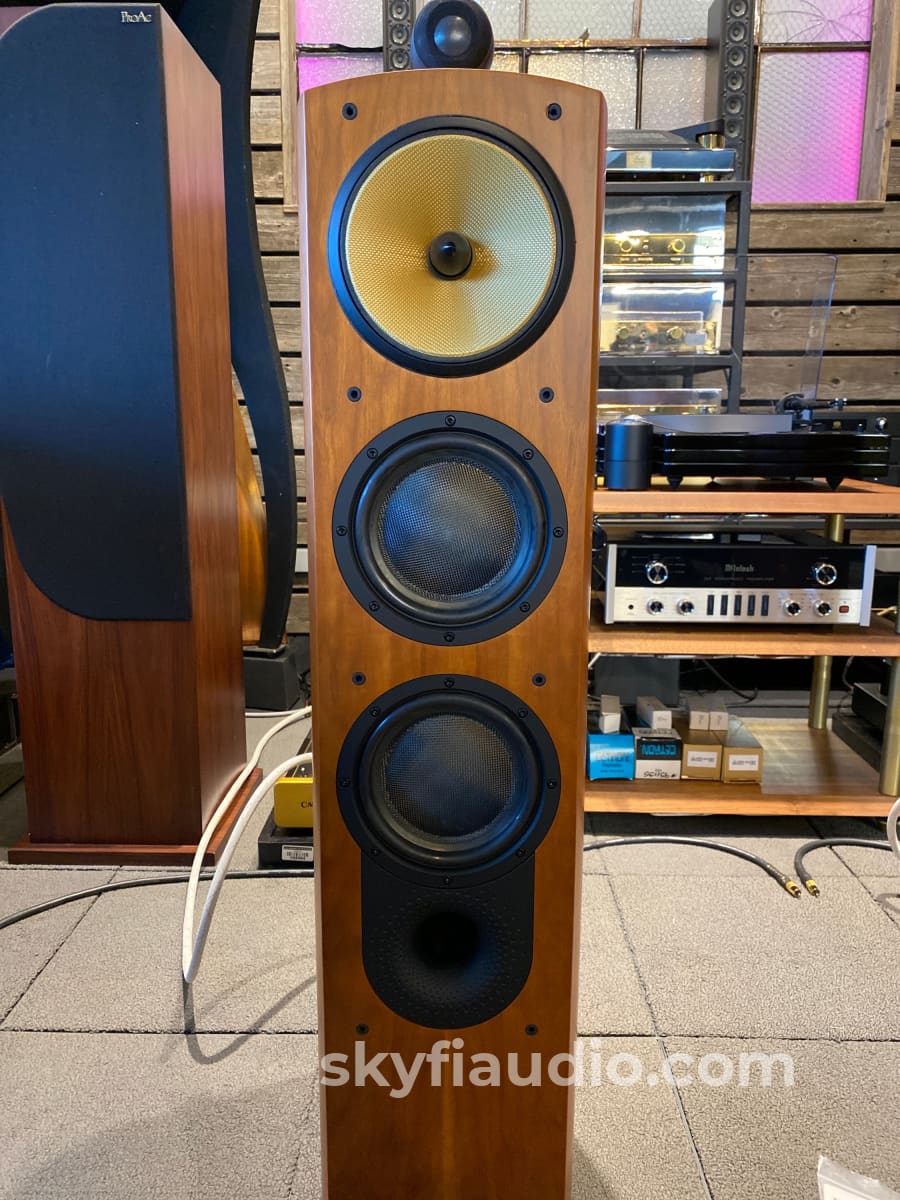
[597,429,891,490]
[603,416,653,491]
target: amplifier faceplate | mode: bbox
[602,536,876,626]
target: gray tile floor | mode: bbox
[1,718,899,1198]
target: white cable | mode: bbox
[888,796,900,863]
[182,749,312,984]
[245,708,309,717]
[180,706,310,983]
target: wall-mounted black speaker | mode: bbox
[705,0,757,181]
[384,0,413,70]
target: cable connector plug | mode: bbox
[784,879,803,899]
[804,879,820,897]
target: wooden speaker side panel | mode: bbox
[300,71,605,1199]
[2,507,203,845]
[161,13,246,823]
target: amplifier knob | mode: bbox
[816,601,832,617]
[784,600,803,617]
[647,600,664,615]
[676,599,695,615]
[645,560,669,585]
[813,561,838,586]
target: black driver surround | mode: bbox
[336,675,561,889]
[327,116,576,378]
[333,412,568,646]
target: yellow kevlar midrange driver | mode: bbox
[328,117,574,376]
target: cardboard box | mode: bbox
[636,695,672,731]
[716,717,764,783]
[673,718,723,781]
[705,695,730,732]
[587,714,634,780]
[633,726,682,780]
[686,698,710,730]
[597,694,622,735]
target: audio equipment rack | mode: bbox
[601,179,751,412]
[588,478,900,817]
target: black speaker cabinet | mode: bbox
[299,69,606,1198]
[0,4,247,863]
[706,0,757,180]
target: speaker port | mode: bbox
[676,599,694,615]
[647,600,664,615]
[816,602,832,617]
[784,600,803,617]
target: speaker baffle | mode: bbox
[333,412,567,646]
[328,117,574,377]
[337,674,561,885]
[411,0,494,71]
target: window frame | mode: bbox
[279,0,899,209]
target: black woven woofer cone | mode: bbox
[337,675,560,885]
[333,412,567,646]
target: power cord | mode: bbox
[182,750,312,984]
[181,706,310,985]
[888,797,900,863]
[696,658,759,705]
[584,836,801,896]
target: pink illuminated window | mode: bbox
[298,54,381,93]
[752,51,869,203]
[291,0,894,204]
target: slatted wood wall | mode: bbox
[250,3,900,633]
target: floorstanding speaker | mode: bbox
[0,4,247,863]
[299,70,606,1198]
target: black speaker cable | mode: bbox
[0,869,314,933]
[584,837,802,897]
[793,836,896,896]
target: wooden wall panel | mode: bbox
[253,18,900,633]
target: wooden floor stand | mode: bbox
[7,768,262,867]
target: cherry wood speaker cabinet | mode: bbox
[299,70,606,1198]
[0,5,246,863]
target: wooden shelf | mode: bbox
[593,478,900,516]
[585,720,892,817]
[589,609,900,658]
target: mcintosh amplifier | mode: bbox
[600,532,875,626]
